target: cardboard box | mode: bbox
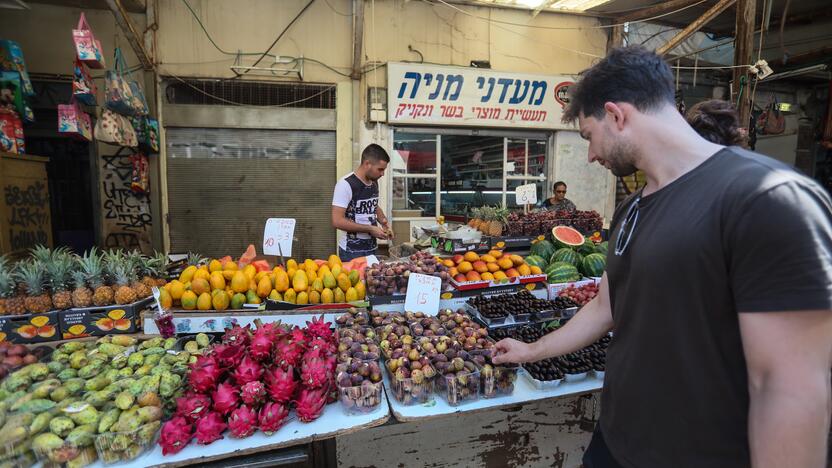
[450,274,547,291]
[0,310,61,343]
[431,236,490,254]
[60,297,152,339]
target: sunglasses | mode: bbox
[614,194,641,256]
[555,190,567,194]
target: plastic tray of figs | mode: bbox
[478,361,519,398]
[94,422,161,465]
[436,369,481,406]
[385,367,435,405]
[337,380,385,415]
[334,309,370,329]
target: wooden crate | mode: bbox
[0,151,52,258]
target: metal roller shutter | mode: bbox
[166,127,336,260]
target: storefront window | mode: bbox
[506,178,544,210]
[392,132,438,217]
[392,177,436,215]
[441,134,504,217]
[391,133,437,176]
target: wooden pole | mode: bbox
[351,0,365,80]
[733,0,756,129]
[105,0,154,70]
[656,0,736,56]
[607,23,624,51]
[619,0,704,23]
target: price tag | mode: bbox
[404,273,441,315]
[263,218,296,256]
[515,183,537,205]
[365,255,379,267]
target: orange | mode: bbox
[465,271,482,281]
[463,251,479,262]
[486,262,500,273]
[480,254,496,263]
[493,271,507,280]
[510,255,524,267]
[517,264,531,276]
[473,261,488,274]
[480,272,495,281]
[488,250,503,259]
[457,261,473,274]
[497,257,514,270]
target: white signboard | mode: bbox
[388,62,576,129]
[404,273,442,314]
[515,183,538,205]
[263,218,296,257]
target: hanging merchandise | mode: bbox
[129,115,159,153]
[72,57,97,105]
[0,109,18,153]
[95,108,137,147]
[0,72,34,123]
[0,39,34,96]
[130,151,150,194]
[105,48,148,116]
[72,12,106,69]
[758,95,786,135]
[58,99,93,141]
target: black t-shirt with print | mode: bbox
[601,147,832,468]
[332,173,379,253]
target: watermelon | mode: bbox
[552,225,585,250]
[545,261,581,284]
[577,238,597,256]
[550,248,583,268]
[580,253,606,277]
[596,241,608,256]
[530,239,556,261]
[524,255,548,271]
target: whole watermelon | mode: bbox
[577,238,597,256]
[596,241,608,256]
[530,240,556,261]
[545,261,581,284]
[524,255,548,271]
[581,253,606,277]
[550,248,583,268]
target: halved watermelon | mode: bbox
[552,226,585,250]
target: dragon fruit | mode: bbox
[307,336,336,355]
[240,381,266,407]
[212,382,240,415]
[228,404,258,438]
[233,355,264,385]
[223,324,252,346]
[212,343,245,369]
[194,411,227,445]
[188,355,223,393]
[301,357,332,389]
[295,387,328,422]
[305,315,333,341]
[159,416,193,455]
[258,402,289,435]
[264,365,297,404]
[276,341,305,370]
[175,392,212,422]
[249,328,274,362]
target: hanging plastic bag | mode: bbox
[0,39,34,96]
[129,116,159,153]
[0,109,19,153]
[72,12,105,69]
[72,57,97,105]
[58,99,93,141]
[95,108,137,147]
[105,48,148,116]
[130,152,149,194]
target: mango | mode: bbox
[245,290,261,305]
[348,270,360,286]
[231,293,246,309]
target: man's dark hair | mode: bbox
[563,46,675,123]
[553,181,567,191]
[685,99,748,147]
[361,144,390,164]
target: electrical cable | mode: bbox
[165,72,336,107]
[180,0,261,56]
[244,0,317,75]
[323,0,352,16]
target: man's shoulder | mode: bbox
[716,146,823,200]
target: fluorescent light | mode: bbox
[517,0,546,7]
[548,0,611,11]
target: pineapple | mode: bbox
[47,248,74,310]
[187,251,206,267]
[468,207,483,229]
[70,268,93,308]
[0,257,15,315]
[16,260,53,313]
[487,206,509,237]
[477,206,494,234]
[90,248,114,306]
[126,251,150,299]
[143,252,168,288]
[112,262,138,305]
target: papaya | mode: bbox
[321,288,334,304]
[286,259,298,271]
[292,270,308,292]
[334,288,346,303]
[251,260,271,272]
[322,273,337,290]
[209,259,223,272]
[348,270,360,286]
[328,254,342,269]
[336,273,351,293]
[355,281,366,299]
[287,268,297,280]
[312,278,324,293]
[193,268,210,282]
[212,289,229,310]
[238,244,257,267]
[256,277,272,298]
[245,290,261,305]
[331,265,343,279]
[159,289,173,309]
[180,291,197,310]
[209,271,226,290]
[222,261,238,280]
[168,280,185,300]
[230,293,246,309]
[309,290,321,304]
[296,291,309,305]
[283,289,297,304]
[317,265,331,280]
[178,266,197,283]
[274,270,289,292]
[243,265,257,281]
[268,290,282,301]
[231,271,248,293]
[191,278,210,296]
[345,287,358,302]
[304,260,318,275]
[197,293,212,311]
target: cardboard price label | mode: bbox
[515,183,537,205]
[404,273,442,315]
[263,218,296,257]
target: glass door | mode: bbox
[391,132,439,217]
[505,137,547,209]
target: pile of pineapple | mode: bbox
[467,205,510,237]
[0,246,168,315]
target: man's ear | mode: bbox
[604,102,626,132]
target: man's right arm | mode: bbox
[331,206,373,234]
[493,274,614,364]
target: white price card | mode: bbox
[515,183,538,205]
[365,255,380,267]
[404,273,442,315]
[263,218,296,257]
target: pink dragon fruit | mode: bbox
[188,355,223,393]
[276,342,305,370]
[258,402,289,435]
[264,365,297,403]
[306,336,336,355]
[228,404,258,438]
[233,355,264,385]
[212,343,245,369]
[212,382,240,415]
[175,392,212,422]
[295,387,328,422]
[194,411,227,445]
[305,315,333,341]
[159,416,193,455]
[249,328,274,362]
[223,323,252,346]
[240,381,267,407]
[301,357,332,389]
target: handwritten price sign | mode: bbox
[515,183,537,205]
[263,218,296,256]
[404,273,442,315]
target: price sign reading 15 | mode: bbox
[404,273,442,315]
[263,218,296,256]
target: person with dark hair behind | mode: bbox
[492,45,832,468]
[686,99,749,147]
[331,144,393,261]
[540,181,576,212]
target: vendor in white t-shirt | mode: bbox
[331,144,393,261]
